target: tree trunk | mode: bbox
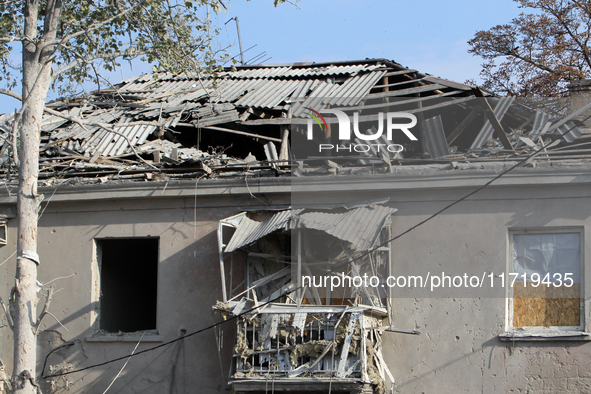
[12,13,53,391]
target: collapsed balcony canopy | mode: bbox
[222,205,397,253]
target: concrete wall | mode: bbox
[293,163,591,394]
[0,164,590,393]
[382,182,591,393]
[0,183,289,394]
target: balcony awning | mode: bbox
[221,205,397,253]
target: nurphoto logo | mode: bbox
[304,107,418,153]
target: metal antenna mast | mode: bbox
[226,17,245,65]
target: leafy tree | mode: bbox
[0,0,295,392]
[468,0,591,96]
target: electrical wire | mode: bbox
[41,137,560,380]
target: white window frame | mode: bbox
[507,227,584,332]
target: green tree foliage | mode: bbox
[468,0,591,96]
[0,0,231,98]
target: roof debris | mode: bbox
[0,58,589,185]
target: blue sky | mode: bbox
[0,0,523,110]
[217,0,521,81]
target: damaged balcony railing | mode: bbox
[215,204,398,393]
[223,305,393,393]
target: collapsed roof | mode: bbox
[0,58,590,184]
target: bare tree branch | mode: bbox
[53,49,147,78]
[11,108,19,168]
[41,0,149,50]
[0,36,26,44]
[34,286,54,335]
[543,3,591,70]
[0,89,23,102]
[0,294,14,331]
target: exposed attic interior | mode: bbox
[0,59,589,184]
[214,204,397,393]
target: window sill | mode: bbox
[499,331,591,341]
[85,332,163,343]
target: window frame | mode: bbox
[507,227,585,332]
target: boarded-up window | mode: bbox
[511,232,581,329]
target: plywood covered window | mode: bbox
[510,230,582,329]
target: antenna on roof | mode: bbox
[226,17,245,65]
[246,51,267,65]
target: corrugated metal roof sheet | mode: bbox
[224,209,304,253]
[529,111,551,142]
[211,79,261,103]
[220,67,292,79]
[423,115,450,159]
[115,66,388,114]
[83,117,157,157]
[290,81,337,117]
[209,64,385,80]
[234,79,301,108]
[295,205,397,250]
[326,70,386,107]
[52,108,127,141]
[289,71,387,116]
[223,205,396,253]
[555,121,582,143]
[470,97,515,150]
[41,112,71,133]
[280,64,385,77]
[194,109,239,128]
[119,64,386,96]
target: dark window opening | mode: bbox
[98,238,158,332]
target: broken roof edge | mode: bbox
[0,159,590,204]
[239,57,404,69]
[111,58,418,86]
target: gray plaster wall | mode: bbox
[379,181,591,394]
[0,191,285,394]
[0,166,590,393]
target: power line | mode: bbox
[42,137,559,379]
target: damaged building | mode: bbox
[0,58,590,393]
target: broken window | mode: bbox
[97,238,159,333]
[510,230,582,329]
[215,205,396,393]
